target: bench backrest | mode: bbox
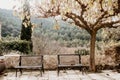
[19,55,43,66]
[57,54,81,65]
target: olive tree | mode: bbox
[34,0,120,71]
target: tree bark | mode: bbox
[0,23,1,40]
[90,30,96,72]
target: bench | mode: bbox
[15,55,44,77]
[57,54,83,75]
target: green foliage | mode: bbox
[1,36,19,41]
[74,49,89,55]
[21,18,32,41]
[20,0,32,42]
[0,40,32,55]
[0,9,21,37]
[33,18,103,47]
[0,9,103,47]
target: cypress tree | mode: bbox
[20,0,33,52]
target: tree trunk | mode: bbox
[0,23,1,40]
[90,30,96,72]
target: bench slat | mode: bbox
[15,66,42,69]
[58,64,82,67]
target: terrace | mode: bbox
[0,70,120,80]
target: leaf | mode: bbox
[65,7,71,13]
[51,0,56,4]
[108,10,114,15]
[20,14,25,20]
[108,0,112,6]
[23,22,27,28]
[13,10,17,16]
[32,27,34,31]
[26,15,31,20]
[53,23,60,30]
[32,23,37,28]
[27,21,30,26]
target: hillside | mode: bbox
[0,9,103,47]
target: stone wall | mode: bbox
[4,53,116,69]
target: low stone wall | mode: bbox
[0,56,6,73]
[44,55,57,69]
[4,54,20,68]
[4,54,58,69]
[4,54,115,70]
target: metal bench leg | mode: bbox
[57,68,60,76]
[40,69,42,77]
[81,67,86,75]
[79,67,82,71]
[20,69,22,75]
[43,68,44,73]
[16,69,18,77]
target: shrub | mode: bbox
[32,35,61,55]
[0,40,32,55]
[75,49,89,55]
[104,42,120,65]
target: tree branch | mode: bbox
[66,12,89,29]
[93,11,107,29]
[97,20,120,30]
[75,0,86,11]
[37,4,60,18]
[65,12,91,33]
[99,0,104,12]
[75,0,88,27]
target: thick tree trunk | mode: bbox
[90,30,96,72]
[0,23,1,40]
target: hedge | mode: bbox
[0,40,32,55]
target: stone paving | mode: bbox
[0,70,120,80]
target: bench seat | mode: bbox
[58,64,82,67]
[14,55,44,77]
[15,66,42,69]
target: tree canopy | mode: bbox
[34,0,120,71]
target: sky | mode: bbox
[0,0,20,10]
[0,0,13,9]
[0,0,37,10]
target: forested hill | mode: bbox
[0,8,21,37]
[0,9,102,43]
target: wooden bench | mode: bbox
[57,54,83,75]
[15,55,44,77]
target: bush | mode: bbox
[104,42,120,65]
[32,35,61,55]
[0,40,32,55]
[75,49,89,55]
